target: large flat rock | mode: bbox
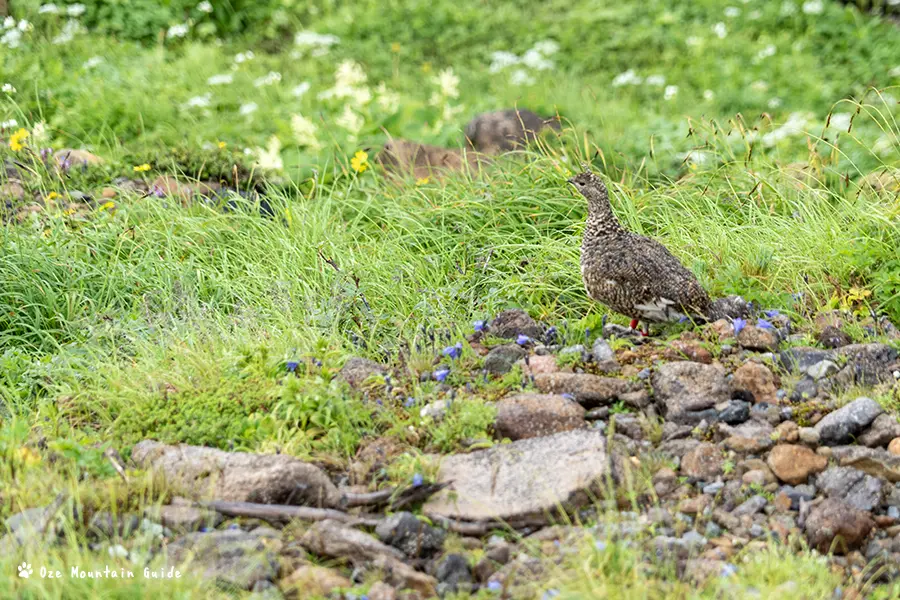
[423,429,610,522]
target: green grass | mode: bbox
[2,0,900,597]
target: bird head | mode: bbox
[567,165,609,211]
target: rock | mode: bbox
[464,109,560,155]
[817,326,852,349]
[301,520,404,562]
[832,343,899,387]
[376,139,484,182]
[423,429,610,522]
[350,437,405,485]
[779,347,834,374]
[167,529,280,590]
[737,326,779,351]
[620,389,651,409]
[519,354,558,376]
[813,397,883,446]
[374,512,446,558]
[3,499,65,548]
[708,295,750,321]
[742,469,776,487]
[130,441,340,507]
[156,504,221,533]
[533,373,633,409]
[799,427,820,446]
[774,420,799,443]
[723,420,775,453]
[591,338,620,372]
[791,377,818,401]
[681,443,723,480]
[489,309,543,340]
[890,438,900,456]
[483,344,526,375]
[830,446,900,483]
[337,357,387,389]
[807,360,839,381]
[732,494,768,517]
[280,565,351,598]
[151,175,220,201]
[367,582,397,600]
[435,553,473,595]
[678,495,712,515]
[717,400,750,425]
[732,362,778,404]
[369,555,438,597]
[420,400,450,421]
[767,445,828,485]
[804,498,874,554]
[858,414,900,448]
[53,148,104,168]
[610,414,643,440]
[0,181,24,202]
[87,511,141,539]
[664,340,712,364]
[816,467,885,511]
[496,393,586,441]
[651,362,730,423]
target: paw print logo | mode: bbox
[17,562,33,578]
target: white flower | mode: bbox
[489,51,519,73]
[781,1,797,15]
[39,4,60,14]
[166,23,189,39]
[291,113,321,149]
[1,28,22,48]
[890,66,900,78]
[703,89,715,101]
[829,112,852,130]
[31,121,49,144]
[375,82,399,112]
[802,0,823,14]
[51,20,82,44]
[336,60,367,87]
[510,69,535,86]
[1,119,18,129]
[762,112,810,146]
[645,74,666,86]
[291,82,311,97]
[207,73,233,85]
[17,19,32,31]
[522,48,553,71]
[433,68,459,99]
[184,94,211,108]
[1,83,15,94]
[724,6,741,17]
[82,56,102,69]
[756,44,777,60]
[3,17,15,28]
[532,40,559,55]
[66,3,86,16]
[253,71,282,87]
[664,85,679,100]
[612,69,642,86]
[768,97,783,109]
[335,105,363,134]
[255,135,283,171]
[239,102,258,116]
[234,51,255,63]
[679,149,713,166]
[197,1,213,13]
[713,22,727,39]
[294,31,339,49]
[872,135,897,156]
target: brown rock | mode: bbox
[858,414,900,448]
[300,520,405,561]
[370,555,438,597]
[533,372,634,409]
[742,469,776,487]
[664,340,712,364]
[651,362,730,422]
[281,565,352,598]
[0,181,24,202]
[337,357,387,389]
[488,309,543,339]
[367,582,397,600]
[774,421,799,443]
[518,354,558,376]
[737,325,779,352]
[767,444,828,485]
[100,187,117,199]
[495,393,586,441]
[708,318,735,340]
[151,175,220,202]
[54,148,104,167]
[678,495,711,515]
[349,437,404,485]
[732,362,778,404]
[817,326,852,349]
[724,420,775,453]
[681,443,723,480]
[804,498,874,554]
[890,438,900,456]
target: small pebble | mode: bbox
[637,368,651,380]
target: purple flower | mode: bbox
[404,397,416,408]
[720,563,738,577]
[474,320,486,332]
[757,318,774,330]
[434,367,450,382]
[792,292,804,301]
[228,523,240,530]
[595,540,607,551]
[516,334,530,346]
[487,580,502,592]
[412,473,424,487]
[151,185,166,198]
[678,315,689,323]
[442,342,462,359]
[314,359,322,367]
[732,317,746,336]
[561,393,576,401]
[40,147,52,163]
[765,309,781,318]
[286,361,299,373]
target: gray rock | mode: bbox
[732,494,768,517]
[804,498,874,554]
[808,360,839,381]
[858,414,900,448]
[703,481,725,495]
[717,400,750,425]
[489,309,542,339]
[791,377,818,402]
[813,397,884,446]
[483,344,526,375]
[534,372,634,409]
[652,362,730,423]
[829,447,900,483]
[585,406,610,421]
[155,504,222,533]
[424,429,611,522]
[798,427,819,445]
[301,519,404,561]
[131,441,340,507]
[337,357,387,389]
[435,553,474,595]
[778,485,816,510]
[816,467,885,511]
[375,512,445,558]
[87,511,141,539]
[832,343,899,387]
[167,529,281,590]
[778,347,834,374]
[817,326,852,349]
[591,338,620,373]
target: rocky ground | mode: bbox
[4,303,900,599]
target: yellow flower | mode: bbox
[421,62,432,74]
[350,150,369,173]
[98,201,116,211]
[217,141,227,149]
[46,192,60,201]
[416,176,430,186]
[9,128,28,151]
[391,42,401,53]
[15,447,41,467]
[133,163,151,172]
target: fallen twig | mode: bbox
[200,500,381,527]
[341,482,450,510]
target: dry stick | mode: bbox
[200,500,381,528]
[341,482,450,510]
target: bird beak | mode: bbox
[566,177,576,186]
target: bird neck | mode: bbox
[585,196,622,237]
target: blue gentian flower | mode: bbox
[516,334,530,346]
[404,397,416,408]
[228,523,240,530]
[542,590,560,600]
[474,320,486,333]
[595,540,607,551]
[720,563,738,577]
[286,361,299,373]
[412,473,424,487]
[792,292,804,301]
[678,316,689,323]
[487,580,502,592]
[434,367,450,382]
[757,318,774,330]
[765,309,781,319]
[561,393,576,401]
[443,342,462,359]
[732,317,747,336]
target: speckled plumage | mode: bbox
[569,169,711,324]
